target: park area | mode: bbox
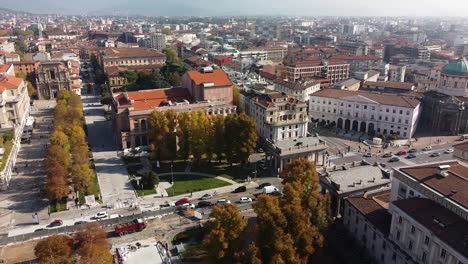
[159,174,231,196]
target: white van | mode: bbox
[262,185,280,194]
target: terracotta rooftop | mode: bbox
[102,48,165,59]
[399,161,468,208]
[364,81,415,90]
[454,142,468,152]
[186,69,232,87]
[114,88,192,111]
[312,89,421,108]
[393,198,468,258]
[0,64,12,73]
[332,55,382,61]
[0,76,23,93]
[347,191,392,236]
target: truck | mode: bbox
[114,219,146,236]
[262,185,280,194]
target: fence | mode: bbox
[0,207,176,246]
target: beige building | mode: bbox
[99,47,165,71]
[112,68,236,149]
[36,61,72,99]
[0,76,31,189]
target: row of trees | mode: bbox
[203,159,331,263]
[34,223,113,264]
[45,91,94,204]
[148,110,257,165]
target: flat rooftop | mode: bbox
[272,136,327,156]
[322,165,391,195]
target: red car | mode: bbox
[396,150,407,156]
[175,198,190,206]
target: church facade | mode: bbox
[420,58,468,135]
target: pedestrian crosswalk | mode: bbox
[109,199,139,210]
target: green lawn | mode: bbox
[0,140,13,171]
[159,174,231,196]
[153,160,253,183]
[50,199,67,213]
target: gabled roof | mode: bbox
[0,76,23,93]
[114,88,192,111]
[185,69,232,87]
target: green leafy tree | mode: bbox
[50,130,71,152]
[141,171,157,189]
[119,70,139,83]
[236,113,258,164]
[163,48,180,65]
[176,112,192,161]
[161,28,172,35]
[148,111,169,159]
[163,110,178,161]
[190,111,210,162]
[71,164,93,194]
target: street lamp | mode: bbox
[171,164,174,197]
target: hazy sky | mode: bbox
[1,0,467,17]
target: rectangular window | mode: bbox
[441,249,446,259]
[411,226,415,234]
[393,109,396,114]
[424,236,430,245]
[408,240,413,250]
[398,216,402,224]
[422,252,427,262]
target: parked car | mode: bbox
[179,203,195,209]
[257,182,271,189]
[47,219,63,228]
[232,186,247,193]
[175,198,190,206]
[444,149,454,154]
[239,197,253,204]
[217,199,231,205]
[74,221,89,226]
[262,185,280,194]
[363,152,372,158]
[199,194,213,200]
[408,148,418,153]
[269,191,284,197]
[389,157,400,162]
[197,201,212,208]
[406,154,417,159]
[93,212,108,220]
[422,146,433,151]
[396,150,407,156]
[382,153,393,158]
[430,152,441,157]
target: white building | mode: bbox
[239,90,328,171]
[273,79,321,102]
[309,89,422,139]
[0,41,15,53]
[139,33,166,51]
[388,161,468,264]
[0,76,31,189]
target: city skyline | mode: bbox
[1,0,468,17]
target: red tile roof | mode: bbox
[332,55,382,61]
[114,88,192,111]
[0,64,12,73]
[312,89,421,108]
[399,161,468,208]
[186,69,232,87]
[364,81,415,90]
[347,191,392,236]
[454,141,468,152]
[0,76,23,93]
[393,198,468,258]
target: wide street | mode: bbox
[0,100,55,233]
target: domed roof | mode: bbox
[442,58,468,76]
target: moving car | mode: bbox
[408,148,417,153]
[197,201,212,208]
[93,211,108,220]
[232,186,247,193]
[258,182,271,189]
[74,221,89,225]
[239,197,253,203]
[422,146,433,151]
[217,199,231,205]
[175,198,190,206]
[389,157,400,162]
[179,203,195,209]
[382,153,393,158]
[396,150,407,156]
[262,185,280,194]
[199,194,213,200]
[444,148,454,154]
[430,152,441,157]
[406,154,417,159]
[47,219,63,228]
[363,153,372,158]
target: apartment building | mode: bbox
[286,59,350,84]
[309,89,422,139]
[99,47,166,71]
[0,76,31,189]
[272,79,321,102]
[331,55,383,75]
[239,90,328,171]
